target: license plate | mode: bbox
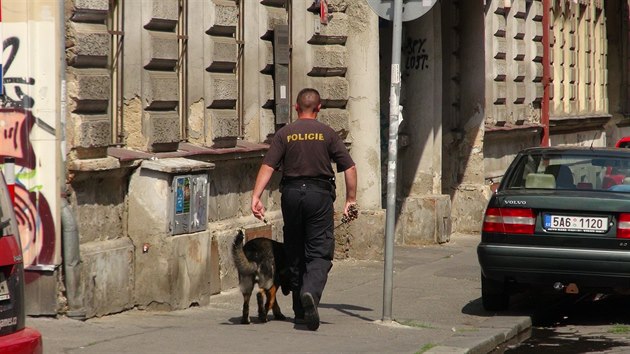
[543,214,608,233]
[0,274,9,301]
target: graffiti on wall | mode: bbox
[2,37,35,109]
[1,35,57,274]
[404,37,429,71]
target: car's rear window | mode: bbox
[503,152,630,192]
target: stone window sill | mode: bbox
[68,141,269,172]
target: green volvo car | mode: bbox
[478,147,630,311]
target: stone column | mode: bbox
[345,1,382,211]
[396,4,452,244]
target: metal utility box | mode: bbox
[139,157,214,236]
[171,173,208,235]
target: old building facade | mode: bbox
[1,0,627,319]
[65,0,385,318]
[483,0,630,179]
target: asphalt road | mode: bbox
[503,292,630,353]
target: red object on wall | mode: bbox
[320,0,328,24]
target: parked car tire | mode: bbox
[481,273,509,311]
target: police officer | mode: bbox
[251,88,357,331]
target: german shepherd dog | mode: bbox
[231,230,290,324]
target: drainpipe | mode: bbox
[541,0,551,146]
[59,0,85,320]
[61,198,85,319]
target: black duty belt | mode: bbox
[281,177,336,192]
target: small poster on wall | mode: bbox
[175,176,191,215]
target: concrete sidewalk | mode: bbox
[28,234,531,354]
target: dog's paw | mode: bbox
[258,315,268,323]
[274,313,286,321]
[241,317,251,324]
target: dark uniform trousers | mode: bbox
[280,178,335,316]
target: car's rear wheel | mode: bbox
[481,273,509,311]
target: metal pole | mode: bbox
[382,0,403,323]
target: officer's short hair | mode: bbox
[297,88,321,112]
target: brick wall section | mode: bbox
[204,1,239,146]
[141,0,180,152]
[485,0,544,127]
[67,0,111,158]
[306,3,349,130]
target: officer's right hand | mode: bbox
[251,196,266,220]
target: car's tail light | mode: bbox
[482,207,535,234]
[617,213,630,239]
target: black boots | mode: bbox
[301,292,319,331]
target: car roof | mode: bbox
[519,146,630,157]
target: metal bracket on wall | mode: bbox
[273,25,290,125]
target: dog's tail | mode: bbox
[232,230,257,275]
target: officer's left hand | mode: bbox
[342,202,358,223]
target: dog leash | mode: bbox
[335,203,359,229]
[259,204,359,229]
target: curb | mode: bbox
[426,316,532,354]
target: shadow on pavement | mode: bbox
[463,291,630,327]
[223,315,296,325]
[319,303,374,322]
[460,297,494,318]
[503,293,630,353]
